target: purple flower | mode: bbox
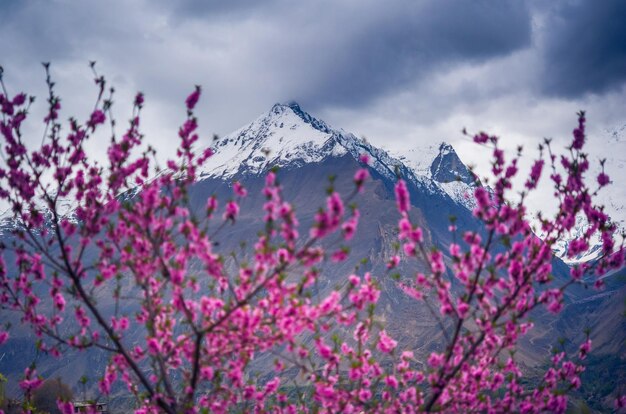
[597,172,610,187]
[186,86,201,110]
[394,179,410,214]
[88,109,106,127]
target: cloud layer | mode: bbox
[1,0,625,219]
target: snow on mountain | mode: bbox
[198,101,620,266]
[1,102,476,237]
[0,208,15,235]
[198,102,346,179]
[548,215,605,265]
[198,102,475,209]
[600,123,626,230]
[393,145,441,177]
[547,123,626,265]
[198,101,412,185]
[394,142,478,210]
[0,197,79,236]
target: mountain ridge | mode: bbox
[0,102,606,261]
[197,102,478,210]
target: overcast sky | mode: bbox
[1,0,625,222]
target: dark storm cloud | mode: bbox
[0,0,624,140]
[158,0,532,108]
[166,0,268,19]
[540,0,626,98]
[304,1,531,107]
[0,0,624,222]
[0,1,150,73]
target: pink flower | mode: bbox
[403,242,416,256]
[359,388,372,402]
[429,250,445,274]
[385,375,398,389]
[315,338,335,361]
[331,249,348,262]
[387,255,400,269]
[572,113,586,150]
[578,339,591,359]
[233,181,247,197]
[597,172,610,187]
[88,110,106,128]
[456,300,469,318]
[473,132,490,144]
[134,92,144,106]
[410,227,423,243]
[57,400,75,414]
[394,179,410,214]
[147,338,161,355]
[327,192,344,218]
[19,367,43,392]
[264,377,280,395]
[201,366,214,380]
[53,292,66,311]
[353,168,369,191]
[378,330,397,353]
[12,93,27,106]
[428,352,444,368]
[526,159,544,189]
[185,86,201,110]
[342,214,359,240]
[223,200,240,221]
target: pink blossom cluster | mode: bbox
[0,67,623,414]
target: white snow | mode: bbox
[395,145,441,177]
[5,101,611,266]
[198,104,346,179]
[196,103,476,211]
[438,181,477,210]
[544,124,626,265]
[547,214,606,265]
[394,143,477,210]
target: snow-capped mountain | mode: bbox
[231,102,621,266]
[198,102,477,209]
[3,101,616,267]
[549,215,605,265]
[198,102,345,179]
[600,123,626,229]
[549,123,626,265]
[394,142,478,210]
[0,102,477,238]
[0,197,79,236]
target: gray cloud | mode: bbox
[158,0,532,108]
[1,1,622,112]
[300,1,531,107]
[0,0,624,222]
[0,0,535,140]
[539,0,626,98]
[165,0,270,20]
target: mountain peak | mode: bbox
[197,102,345,178]
[196,103,478,210]
[437,142,454,154]
[285,100,304,112]
[430,142,475,185]
[270,101,332,134]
